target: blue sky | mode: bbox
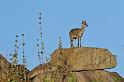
[0,0,124,77]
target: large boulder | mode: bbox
[51,47,117,71]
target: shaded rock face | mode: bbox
[0,54,30,82]
[27,63,56,79]
[51,47,117,71]
[75,70,124,82]
[0,55,10,79]
[29,70,124,82]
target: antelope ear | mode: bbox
[82,20,84,23]
[82,20,86,23]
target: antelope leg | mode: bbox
[71,39,73,47]
[80,38,81,47]
[78,38,79,47]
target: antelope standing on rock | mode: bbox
[69,20,88,47]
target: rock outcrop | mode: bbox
[28,47,124,82]
[51,47,117,71]
[0,47,123,82]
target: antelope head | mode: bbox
[82,20,88,28]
